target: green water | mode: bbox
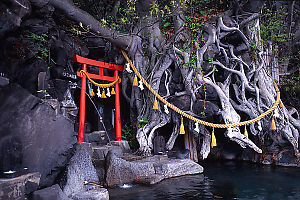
[108,161,300,200]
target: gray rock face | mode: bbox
[60,143,109,199]
[0,0,31,37]
[110,141,131,153]
[106,152,203,186]
[86,131,109,146]
[0,172,40,200]
[0,84,76,187]
[0,76,9,86]
[62,143,99,197]
[192,100,221,121]
[106,151,155,186]
[159,159,203,179]
[32,184,70,200]
[92,145,123,161]
[169,95,191,111]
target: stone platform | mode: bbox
[89,141,203,186]
[0,172,40,200]
[105,152,203,186]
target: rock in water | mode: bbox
[0,83,76,187]
[106,152,203,186]
[105,151,155,186]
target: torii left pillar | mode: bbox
[74,54,124,143]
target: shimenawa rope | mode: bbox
[80,70,120,88]
[120,49,281,129]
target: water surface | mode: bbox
[109,161,300,200]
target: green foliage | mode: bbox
[138,118,148,128]
[121,125,137,149]
[26,32,48,43]
[281,74,300,95]
[24,31,49,60]
[6,8,12,15]
[258,6,294,63]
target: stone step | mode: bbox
[92,140,131,161]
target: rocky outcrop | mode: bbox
[0,84,76,186]
[106,152,155,186]
[105,152,203,186]
[61,143,109,200]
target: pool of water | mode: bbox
[108,161,300,200]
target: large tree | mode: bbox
[32,0,300,158]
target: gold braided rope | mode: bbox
[80,70,120,88]
[121,50,281,129]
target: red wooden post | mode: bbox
[78,63,87,143]
[114,70,121,141]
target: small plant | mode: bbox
[24,31,49,60]
[138,118,148,128]
[121,125,137,149]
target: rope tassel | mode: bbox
[244,125,248,137]
[101,89,107,98]
[111,87,116,95]
[211,128,217,148]
[133,75,138,86]
[153,97,158,110]
[89,82,95,97]
[179,116,185,135]
[271,116,276,131]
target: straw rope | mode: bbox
[80,70,120,88]
[121,50,281,129]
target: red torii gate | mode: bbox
[74,55,124,143]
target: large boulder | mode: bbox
[105,151,155,186]
[0,0,31,38]
[61,143,109,200]
[0,83,76,186]
[62,143,99,197]
[105,152,203,186]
